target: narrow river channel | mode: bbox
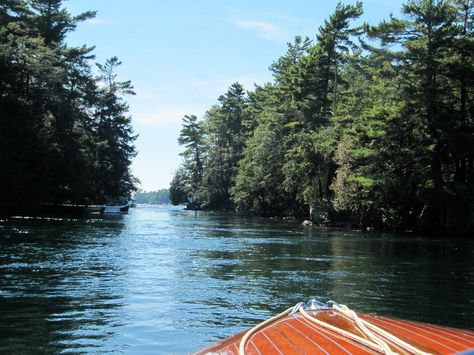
[1,205,473,354]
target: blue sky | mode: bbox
[65,0,405,191]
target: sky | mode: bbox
[65,0,406,191]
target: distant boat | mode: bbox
[85,205,105,214]
[103,204,129,213]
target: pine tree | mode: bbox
[177,114,204,191]
[94,57,137,203]
[200,83,247,209]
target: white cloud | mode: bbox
[233,20,286,41]
[131,104,206,128]
[129,73,273,128]
[86,18,113,26]
[129,87,206,127]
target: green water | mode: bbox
[0,205,473,354]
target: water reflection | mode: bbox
[0,207,473,354]
[0,217,127,353]
[178,212,474,334]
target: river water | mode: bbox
[0,205,473,354]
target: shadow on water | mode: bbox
[0,216,128,353]
[174,211,474,332]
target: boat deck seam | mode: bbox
[287,320,349,354]
[367,316,459,352]
[368,316,474,343]
[261,330,284,355]
[294,316,376,353]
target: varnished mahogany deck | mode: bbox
[194,309,474,354]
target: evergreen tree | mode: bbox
[169,167,190,205]
[0,1,137,210]
[231,111,288,215]
[29,0,95,46]
[94,57,137,202]
[200,82,247,209]
[172,0,474,234]
[281,1,363,221]
[366,0,474,231]
[177,114,204,190]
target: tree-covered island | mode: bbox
[171,0,474,235]
[134,189,171,205]
[0,0,137,213]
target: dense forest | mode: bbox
[0,0,137,211]
[134,189,170,205]
[171,0,474,234]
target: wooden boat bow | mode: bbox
[194,300,474,355]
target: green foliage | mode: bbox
[0,0,137,208]
[178,114,204,189]
[93,57,137,202]
[169,167,190,205]
[199,83,248,209]
[134,189,170,204]
[171,0,474,234]
[231,111,288,215]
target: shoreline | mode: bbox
[182,205,473,238]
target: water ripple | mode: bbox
[1,205,473,354]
